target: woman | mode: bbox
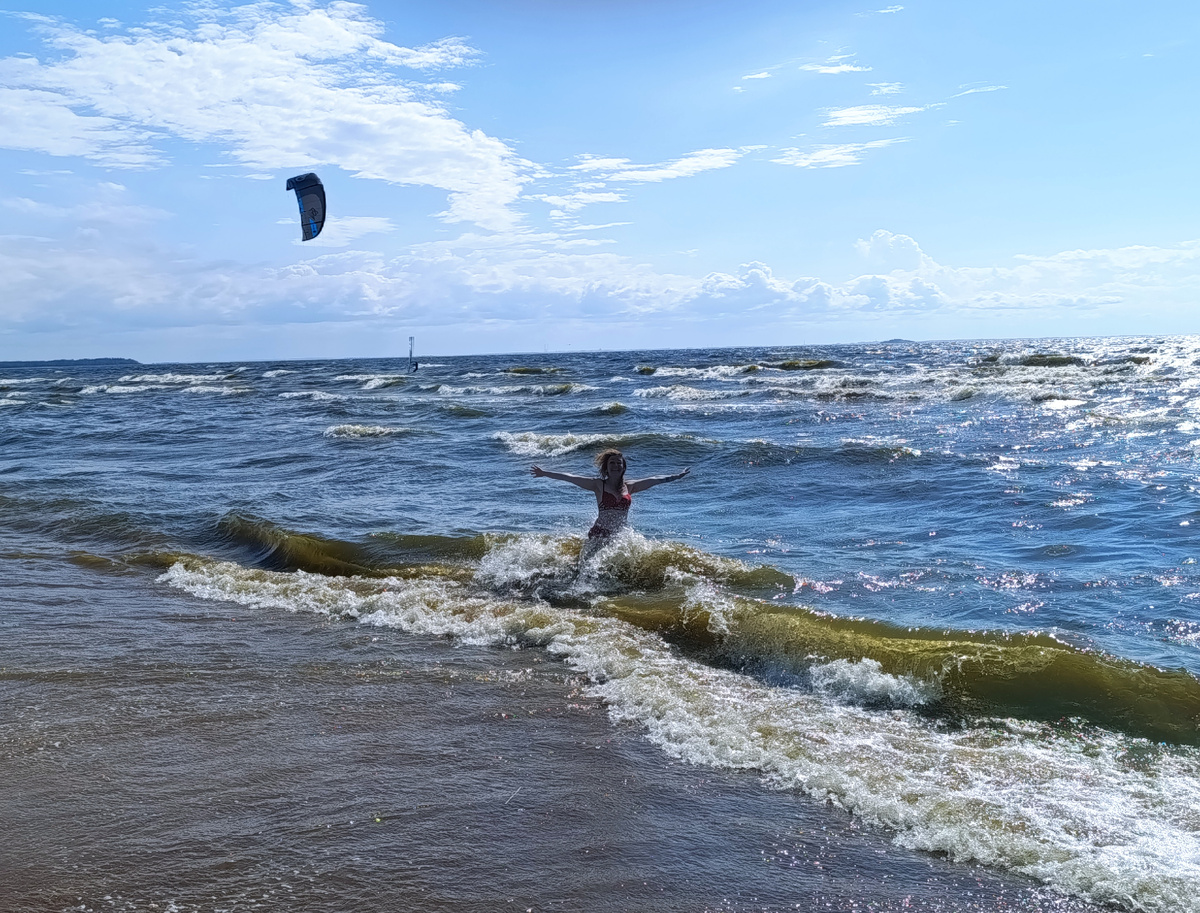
[530,448,690,540]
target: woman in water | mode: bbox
[530,449,690,541]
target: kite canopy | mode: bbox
[286,173,325,241]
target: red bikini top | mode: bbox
[599,489,632,511]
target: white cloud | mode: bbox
[292,216,396,248]
[535,191,625,214]
[0,85,163,167]
[800,53,871,75]
[869,82,903,96]
[564,222,632,232]
[773,139,907,168]
[570,148,746,183]
[952,85,1008,97]
[8,218,1198,340]
[855,229,933,271]
[823,104,926,126]
[800,63,872,74]
[742,72,773,80]
[4,183,168,226]
[0,3,532,230]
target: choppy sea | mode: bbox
[4,337,1200,912]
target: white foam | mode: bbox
[120,373,225,384]
[279,391,346,401]
[634,385,735,401]
[493,431,619,457]
[323,425,412,438]
[181,385,248,395]
[159,556,1200,912]
[652,365,760,381]
[334,373,409,390]
[473,534,579,591]
[80,384,165,394]
[809,658,939,708]
[262,369,294,378]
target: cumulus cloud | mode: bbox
[855,229,933,271]
[773,139,907,168]
[4,218,1200,336]
[0,3,532,230]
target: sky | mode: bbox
[1,0,1198,361]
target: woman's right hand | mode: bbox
[530,465,545,477]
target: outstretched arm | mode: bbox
[530,465,601,492]
[628,467,690,494]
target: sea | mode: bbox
[3,336,1200,913]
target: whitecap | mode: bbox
[324,425,412,438]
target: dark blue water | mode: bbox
[3,337,1198,912]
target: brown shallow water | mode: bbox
[0,553,1104,913]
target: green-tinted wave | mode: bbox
[604,591,1200,745]
[214,513,479,581]
[177,513,1200,745]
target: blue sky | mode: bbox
[2,0,1198,360]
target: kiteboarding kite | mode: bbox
[286,173,326,241]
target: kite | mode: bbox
[286,173,326,241]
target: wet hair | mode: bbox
[594,448,626,477]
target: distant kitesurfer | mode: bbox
[530,448,689,541]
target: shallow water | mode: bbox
[3,337,1199,911]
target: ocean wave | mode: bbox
[262,369,294,378]
[160,547,1200,913]
[837,438,923,460]
[593,402,628,415]
[432,383,594,396]
[198,516,1200,745]
[80,384,169,395]
[279,391,347,401]
[633,385,742,401]
[493,430,621,457]
[324,424,415,439]
[119,372,226,384]
[776,358,839,370]
[440,403,490,418]
[180,385,250,395]
[648,364,762,380]
[493,430,711,458]
[334,373,409,390]
[502,366,564,375]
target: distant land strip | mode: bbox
[0,358,140,368]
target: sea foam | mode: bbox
[160,553,1200,913]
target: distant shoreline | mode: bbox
[0,358,140,368]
